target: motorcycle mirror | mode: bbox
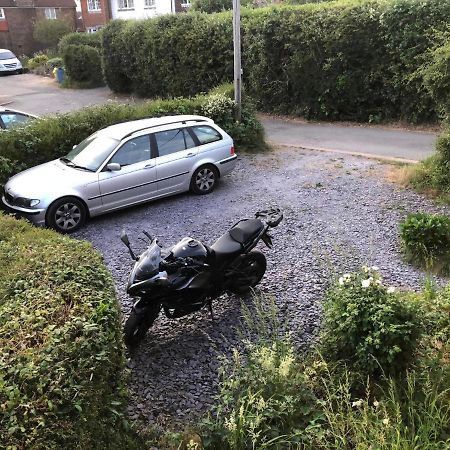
[142,230,153,242]
[120,230,130,246]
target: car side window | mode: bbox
[109,135,151,167]
[1,113,31,129]
[191,125,222,145]
[154,128,195,157]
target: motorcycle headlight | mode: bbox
[15,197,40,208]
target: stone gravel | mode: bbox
[74,146,450,429]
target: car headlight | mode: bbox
[15,197,40,208]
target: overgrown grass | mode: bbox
[184,272,450,449]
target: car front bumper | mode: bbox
[2,195,46,226]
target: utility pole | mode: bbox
[232,0,242,122]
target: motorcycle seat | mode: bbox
[229,219,264,244]
[210,219,264,265]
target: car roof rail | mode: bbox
[121,118,210,140]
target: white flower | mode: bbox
[352,399,363,408]
[371,266,379,271]
[373,400,379,408]
[362,265,370,273]
[339,277,345,286]
[375,279,382,285]
[361,278,371,288]
[382,418,390,426]
[387,287,396,294]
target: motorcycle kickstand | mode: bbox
[207,299,215,321]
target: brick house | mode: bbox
[0,0,77,56]
[79,0,189,32]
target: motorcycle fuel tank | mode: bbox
[171,237,208,261]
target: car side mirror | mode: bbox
[107,163,121,171]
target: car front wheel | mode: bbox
[47,197,87,233]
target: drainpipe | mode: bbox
[170,0,175,13]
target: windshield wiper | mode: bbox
[59,157,94,172]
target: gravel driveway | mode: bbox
[75,146,449,430]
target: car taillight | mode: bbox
[230,146,235,155]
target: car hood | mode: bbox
[5,159,97,198]
[0,57,21,66]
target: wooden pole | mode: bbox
[232,0,242,122]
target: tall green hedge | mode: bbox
[0,87,263,186]
[102,0,450,122]
[0,214,138,449]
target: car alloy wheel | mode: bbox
[47,197,87,233]
[191,166,217,194]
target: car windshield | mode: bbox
[65,133,119,171]
[0,51,16,60]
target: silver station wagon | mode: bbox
[2,115,237,232]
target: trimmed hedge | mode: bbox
[102,0,450,122]
[63,44,104,86]
[0,213,137,449]
[58,31,103,54]
[0,87,264,186]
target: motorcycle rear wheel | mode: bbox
[229,250,267,295]
[124,304,160,347]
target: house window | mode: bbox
[118,0,134,9]
[87,26,102,33]
[180,0,190,7]
[144,0,155,8]
[0,8,5,20]
[45,8,57,19]
[87,0,101,11]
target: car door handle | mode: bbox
[185,152,196,158]
[144,164,155,169]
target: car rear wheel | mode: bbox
[190,165,218,195]
[47,197,87,233]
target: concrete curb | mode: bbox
[268,141,419,164]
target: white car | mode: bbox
[0,49,23,74]
[2,115,237,232]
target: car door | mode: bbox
[97,134,157,211]
[153,127,198,195]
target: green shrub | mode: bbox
[27,53,49,70]
[202,296,321,449]
[102,0,450,122]
[47,57,63,69]
[63,44,104,86]
[400,212,450,274]
[0,213,139,449]
[58,31,103,54]
[33,19,72,50]
[0,89,264,186]
[321,267,422,377]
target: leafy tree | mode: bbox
[33,19,72,50]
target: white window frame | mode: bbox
[0,8,5,20]
[180,0,190,7]
[118,0,134,10]
[144,0,155,8]
[45,8,57,19]
[87,0,101,12]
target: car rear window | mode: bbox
[0,51,15,60]
[191,125,222,145]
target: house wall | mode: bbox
[0,6,76,55]
[110,0,175,20]
[80,0,110,31]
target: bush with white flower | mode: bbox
[321,267,423,377]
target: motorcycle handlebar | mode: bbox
[255,208,283,227]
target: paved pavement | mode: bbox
[261,115,438,162]
[0,73,438,161]
[0,73,135,115]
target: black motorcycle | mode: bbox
[120,208,283,347]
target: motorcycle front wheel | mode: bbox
[229,250,267,295]
[124,303,160,347]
